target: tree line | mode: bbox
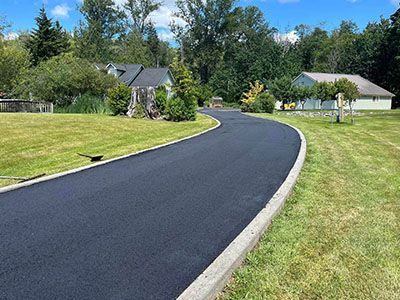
[0,0,399,108]
[172,0,399,107]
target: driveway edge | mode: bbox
[0,114,221,194]
[177,117,306,300]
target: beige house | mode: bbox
[290,72,395,110]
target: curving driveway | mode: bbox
[0,110,300,299]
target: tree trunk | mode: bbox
[126,87,138,118]
[127,87,160,119]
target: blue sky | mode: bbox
[0,0,399,41]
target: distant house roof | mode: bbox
[297,72,395,97]
[130,68,173,87]
[105,63,144,86]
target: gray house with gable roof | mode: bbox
[103,63,175,95]
[289,72,395,110]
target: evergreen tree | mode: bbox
[146,23,161,67]
[26,7,69,65]
[53,21,70,54]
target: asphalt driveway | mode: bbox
[0,110,300,299]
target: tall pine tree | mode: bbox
[26,7,69,65]
[146,23,161,67]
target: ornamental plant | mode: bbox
[241,80,264,106]
[106,84,132,115]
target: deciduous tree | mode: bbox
[124,0,162,35]
[74,0,125,62]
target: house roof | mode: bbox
[106,63,144,86]
[299,72,395,97]
[130,68,173,87]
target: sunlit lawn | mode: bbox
[0,113,216,187]
[220,110,400,299]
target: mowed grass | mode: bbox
[220,110,400,299]
[0,113,216,187]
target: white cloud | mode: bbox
[158,30,175,42]
[274,31,299,44]
[390,0,399,6]
[4,32,19,40]
[51,4,71,18]
[149,6,185,30]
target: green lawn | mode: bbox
[0,113,216,187]
[220,110,400,299]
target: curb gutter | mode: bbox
[178,117,306,300]
[0,114,221,194]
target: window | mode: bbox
[372,96,380,102]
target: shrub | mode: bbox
[155,87,168,115]
[132,100,145,119]
[106,84,132,115]
[241,81,264,106]
[241,92,276,113]
[0,42,30,97]
[15,53,117,106]
[223,101,241,109]
[194,85,213,107]
[165,96,197,121]
[55,93,109,114]
[167,59,198,121]
[256,92,276,113]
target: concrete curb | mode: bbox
[0,114,221,194]
[177,115,306,300]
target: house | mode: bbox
[291,72,395,110]
[103,63,174,94]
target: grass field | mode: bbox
[0,113,216,188]
[220,110,400,299]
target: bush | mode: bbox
[168,58,198,121]
[194,85,213,107]
[106,84,132,115]
[55,93,109,114]
[223,101,241,109]
[241,92,276,113]
[15,53,117,106]
[155,87,168,115]
[0,41,30,97]
[165,96,197,121]
[257,92,276,113]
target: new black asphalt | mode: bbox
[0,110,300,299]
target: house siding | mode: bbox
[292,73,393,110]
[159,72,174,87]
[352,96,392,110]
[293,73,316,87]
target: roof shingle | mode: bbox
[130,68,171,87]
